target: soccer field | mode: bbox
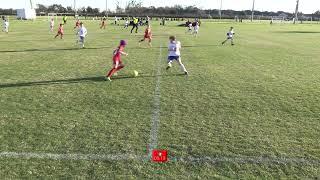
[0,18,320,178]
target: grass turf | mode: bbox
[0,18,319,178]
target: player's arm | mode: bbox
[119,50,128,56]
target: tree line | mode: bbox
[0,3,319,20]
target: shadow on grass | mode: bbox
[0,44,219,53]
[0,47,112,53]
[0,74,186,89]
[273,31,320,34]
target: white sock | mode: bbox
[180,63,187,72]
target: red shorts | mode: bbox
[113,56,122,64]
[144,35,152,40]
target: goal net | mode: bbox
[48,13,58,21]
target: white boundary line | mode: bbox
[147,44,163,157]
[0,152,146,161]
[175,156,320,165]
[1,151,320,166]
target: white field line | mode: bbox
[1,151,320,166]
[147,44,163,157]
[175,156,320,165]
[0,152,147,161]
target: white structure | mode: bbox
[17,0,36,20]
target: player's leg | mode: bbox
[81,37,85,48]
[115,63,125,71]
[135,25,138,33]
[130,25,135,33]
[221,38,228,45]
[148,38,152,47]
[166,57,173,70]
[106,61,119,81]
[177,57,188,75]
[139,37,145,43]
[231,38,235,45]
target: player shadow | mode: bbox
[273,31,320,34]
[0,74,185,89]
[182,44,220,48]
[0,46,112,53]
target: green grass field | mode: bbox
[0,18,320,178]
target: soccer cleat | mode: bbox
[166,66,171,70]
[105,77,112,81]
[184,71,189,76]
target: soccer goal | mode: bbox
[270,17,286,24]
[48,13,58,21]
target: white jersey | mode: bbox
[168,41,181,57]
[194,25,199,31]
[227,30,234,38]
[4,21,9,28]
[188,23,192,30]
[50,20,54,27]
[78,26,87,37]
[125,20,129,25]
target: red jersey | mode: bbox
[58,26,64,33]
[144,28,152,38]
[113,45,125,61]
[75,21,80,27]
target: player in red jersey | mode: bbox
[74,19,80,29]
[106,40,128,81]
[100,18,107,29]
[54,24,64,39]
[139,25,152,47]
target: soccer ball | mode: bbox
[133,70,139,77]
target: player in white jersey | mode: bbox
[49,18,54,33]
[124,19,129,29]
[187,23,193,34]
[222,27,235,45]
[3,19,9,33]
[193,21,200,37]
[77,22,88,48]
[166,36,188,75]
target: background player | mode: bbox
[187,22,193,34]
[100,18,107,29]
[77,22,88,48]
[131,17,139,33]
[124,19,129,29]
[54,24,64,39]
[139,25,152,47]
[166,36,188,75]
[193,21,200,37]
[63,15,68,24]
[49,18,54,33]
[74,19,80,29]
[222,27,235,45]
[106,40,128,81]
[3,19,9,33]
